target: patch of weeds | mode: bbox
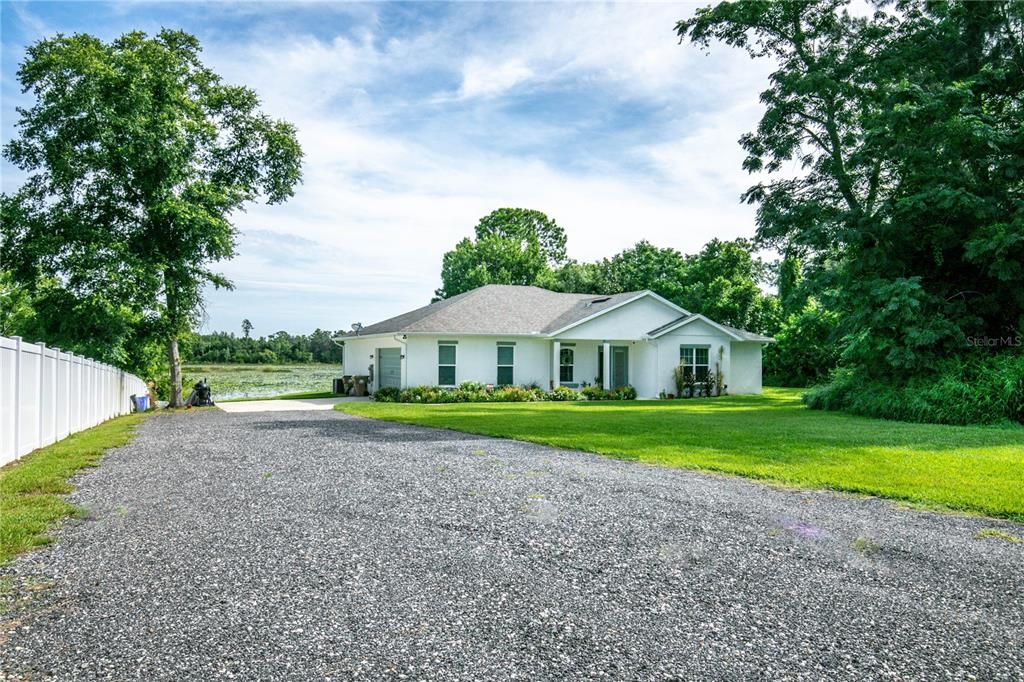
[262,472,273,479]
[471,449,487,457]
[528,493,545,500]
[975,528,1022,544]
[113,505,129,516]
[465,489,484,497]
[502,473,519,481]
[851,536,881,555]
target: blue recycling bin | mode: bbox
[133,395,149,412]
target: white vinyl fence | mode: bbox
[0,335,148,466]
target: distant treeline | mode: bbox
[182,329,345,364]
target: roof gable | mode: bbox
[647,314,775,342]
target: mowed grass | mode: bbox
[0,413,147,564]
[338,388,1024,522]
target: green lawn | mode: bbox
[337,388,1024,522]
[0,413,147,564]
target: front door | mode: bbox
[377,348,401,389]
[611,345,629,389]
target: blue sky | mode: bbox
[2,1,773,335]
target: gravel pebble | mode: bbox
[1,408,1022,680]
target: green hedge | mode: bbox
[804,353,1024,426]
[373,382,638,404]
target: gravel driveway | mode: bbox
[2,409,1022,680]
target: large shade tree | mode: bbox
[434,208,564,299]
[677,0,1024,374]
[1,30,302,405]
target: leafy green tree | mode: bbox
[435,234,549,299]
[1,30,302,405]
[0,271,35,336]
[536,260,603,294]
[474,208,568,266]
[593,241,689,303]
[677,1,1024,374]
[776,253,807,317]
[242,319,253,339]
[677,238,780,333]
[763,303,841,387]
[543,238,781,334]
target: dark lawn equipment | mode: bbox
[185,378,215,407]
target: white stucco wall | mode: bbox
[650,319,734,397]
[728,341,764,394]
[405,336,551,388]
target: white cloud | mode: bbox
[3,2,780,333]
[458,57,533,99]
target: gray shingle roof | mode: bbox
[647,314,775,342]
[350,285,648,336]
[348,284,773,341]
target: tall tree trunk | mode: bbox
[168,335,184,408]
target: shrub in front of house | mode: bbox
[372,383,638,404]
[374,386,402,402]
[547,385,582,401]
[580,385,637,400]
[613,385,638,400]
[492,385,542,402]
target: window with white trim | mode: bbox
[559,347,574,383]
[497,343,515,386]
[679,346,710,381]
[438,342,457,386]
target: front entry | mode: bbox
[611,345,629,389]
[377,348,401,389]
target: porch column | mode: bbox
[552,340,561,389]
[602,341,611,390]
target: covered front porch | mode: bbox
[549,339,635,391]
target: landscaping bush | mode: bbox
[373,386,402,402]
[804,353,1024,425]
[492,385,540,402]
[580,385,637,400]
[547,385,581,401]
[581,385,613,400]
[613,385,638,400]
[373,383,638,404]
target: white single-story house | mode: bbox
[340,284,773,398]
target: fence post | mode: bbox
[51,348,60,444]
[37,341,46,450]
[65,351,72,438]
[13,336,22,458]
[84,358,91,428]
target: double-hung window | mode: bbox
[559,347,575,384]
[679,345,710,381]
[438,342,457,386]
[496,343,515,386]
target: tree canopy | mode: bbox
[677,0,1024,374]
[1,30,303,404]
[434,208,563,299]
